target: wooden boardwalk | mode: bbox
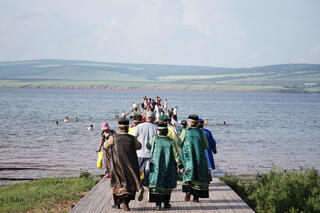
[71,177,254,213]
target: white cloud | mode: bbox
[103,17,120,28]
[309,44,320,55]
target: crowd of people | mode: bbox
[97,97,217,211]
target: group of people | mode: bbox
[55,116,95,131]
[97,98,217,211]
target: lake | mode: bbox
[0,88,319,185]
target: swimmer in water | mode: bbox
[64,116,69,123]
[87,124,93,131]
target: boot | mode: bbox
[184,192,191,201]
[138,187,144,201]
[193,195,199,202]
[122,202,130,211]
[154,202,161,211]
[111,204,120,209]
[164,194,171,209]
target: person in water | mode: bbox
[146,121,184,210]
[64,116,69,123]
[87,124,93,131]
[104,118,144,211]
[55,121,59,126]
[179,114,210,202]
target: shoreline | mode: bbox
[0,86,314,94]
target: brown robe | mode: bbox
[105,133,142,196]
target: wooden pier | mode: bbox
[71,177,254,212]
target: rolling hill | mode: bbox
[0,59,319,93]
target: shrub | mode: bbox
[221,168,320,213]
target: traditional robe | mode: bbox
[179,127,211,198]
[201,128,217,169]
[105,133,142,204]
[146,135,181,202]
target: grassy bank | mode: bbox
[221,168,320,213]
[0,172,97,213]
[0,79,314,93]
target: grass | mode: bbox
[0,171,97,213]
[0,79,308,93]
[221,168,320,213]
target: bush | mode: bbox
[221,168,320,213]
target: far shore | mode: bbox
[0,86,315,94]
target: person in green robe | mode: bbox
[146,121,184,210]
[178,114,211,202]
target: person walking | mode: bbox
[128,113,142,136]
[146,121,184,210]
[104,118,144,211]
[198,118,217,170]
[179,114,211,202]
[133,111,157,183]
[97,122,115,178]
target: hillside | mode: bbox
[0,59,319,93]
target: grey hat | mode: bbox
[146,111,155,119]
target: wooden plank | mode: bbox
[71,177,255,213]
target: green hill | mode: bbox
[0,59,319,93]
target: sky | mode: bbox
[0,0,319,68]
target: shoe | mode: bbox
[122,203,130,211]
[153,203,161,211]
[193,196,199,202]
[184,192,191,201]
[111,204,120,209]
[138,187,144,201]
[164,203,171,209]
[104,174,111,178]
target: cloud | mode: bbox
[181,0,213,35]
[103,17,120,28]
[309,44,320,55]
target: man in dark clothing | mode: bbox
[105,118,144,211]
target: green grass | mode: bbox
[0,172,97,213]
[221,168,320,213]
[0,79,307,93]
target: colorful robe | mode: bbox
[105,133,142,199]
[146,135,181,196]
[179,127,211,198]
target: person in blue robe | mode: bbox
[198,118,217,170]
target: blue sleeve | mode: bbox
[206,130,216,151]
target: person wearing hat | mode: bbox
[179,114,210,202]
[128,113,142,136]
[133,111,157,183]
[178,120,187,136]
[98,122,116,178]
[158,114,179,143]
[198,118,217,170]
[146,122,184,210]
[104,118,144,211]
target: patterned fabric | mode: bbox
[102,148,111,175]
[147,136,179,195]
[179,127,211,197]
[107,133,142,196]
[101,130,115,175]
